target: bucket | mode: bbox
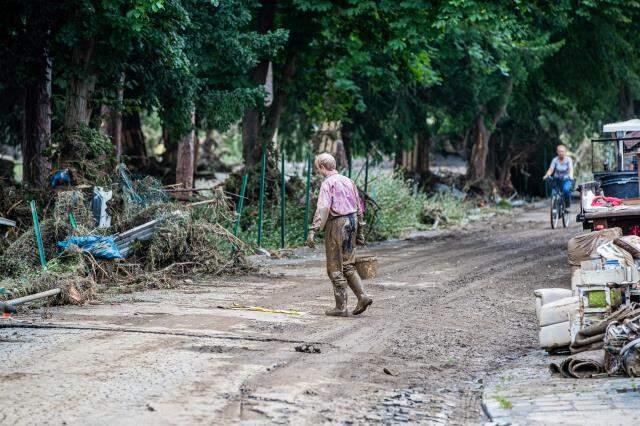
[595,172,639,199]
[355,256,378,279]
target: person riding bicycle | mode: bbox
[542,144,574,210]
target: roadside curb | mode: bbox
[482,351,640,425]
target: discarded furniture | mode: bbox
[535,288,576,352]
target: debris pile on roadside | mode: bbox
[0,165,250,308]
[534,227,640,378]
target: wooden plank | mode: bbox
[584,207,640,219]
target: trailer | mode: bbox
[578,119,640,231]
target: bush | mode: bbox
[238,200,309,250]
[420,192,475,227]
[360,172,426,241]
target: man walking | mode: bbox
[306,153,373,317]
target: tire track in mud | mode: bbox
[368,221,576,423]
[0,207,578,424]
[213,210,579,424]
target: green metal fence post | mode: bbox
[257,145,267,247]
[348,155,352,178]
[69,212,78,231]
[303,153,312,240]
[280,150,286,249]
[234,173,248,236]
[364,153,369,193]
[29,200,47,269]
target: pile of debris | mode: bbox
[535,228,640,378]
[0,165,250,307]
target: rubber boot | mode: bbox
[346,270,373,316]
[325,281,348,317]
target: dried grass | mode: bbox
[0,183,251,306]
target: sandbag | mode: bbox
[550,350,606,378]
[567,228,622,266]
[596,241,634,267]
[614,235,640,258]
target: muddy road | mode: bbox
[0,206,579,424]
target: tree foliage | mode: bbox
[1,0,639,193]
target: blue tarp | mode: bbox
[57,235,123,259]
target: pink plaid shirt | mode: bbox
[311,172,363,231]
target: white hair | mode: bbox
[314,153,337,171]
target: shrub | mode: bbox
[360,172,426,241]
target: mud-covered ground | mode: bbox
[0,206,579,424]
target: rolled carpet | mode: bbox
[550,350,606,378]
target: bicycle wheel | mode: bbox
[550,195,559,229]
[562,198,569,228]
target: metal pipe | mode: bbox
[257,145,267,247]
[234,173,248,236]
[7,288,61,306]
[280,150,286,249]
[303,153,312,240]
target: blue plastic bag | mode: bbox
[50,169,72,188]
[57,235,122,259]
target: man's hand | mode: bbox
[306,230,316,249]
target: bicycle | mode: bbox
[546,177,571,229]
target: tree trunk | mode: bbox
[619,84,635,120]
[100,73,125,162]
[64,40,96,130]
[241,0,277,167]
[242,106,263,168]
[415,130,431,177]
[262,54,296,146]
[176,109,196,192]
[466,114,490,181]
[466,78,513,181]
[22,47,52,188]
[121,111,148,165]
[114,72,125,161]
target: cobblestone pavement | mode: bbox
[483,350,640,425]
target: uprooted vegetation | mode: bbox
[360,172,513,241]
[0,167,251,305]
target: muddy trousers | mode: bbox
[324,213,365,310]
